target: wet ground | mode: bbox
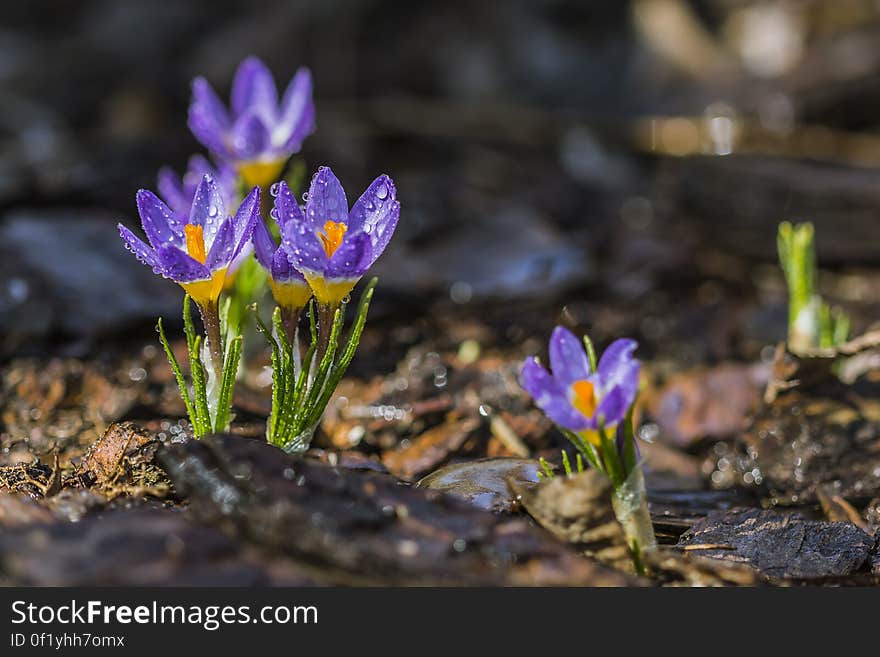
[2,1,880,585]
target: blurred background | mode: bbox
[4,0,880,365]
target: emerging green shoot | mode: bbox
[777,221,849,352]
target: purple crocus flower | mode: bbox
[157,155,253,284]
[520,327,640,445]
[281,166,399,307]
[252,180,311,312]
[118,174,260,308]
[157,154,238,220]
[188,56,315,189]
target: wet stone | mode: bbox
[677,508,875,580]
[416,457,542,513]
[158,434,635,586]
[0,506,316,586]
[0,212,180,348]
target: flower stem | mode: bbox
[199,300,224,381]
[280,305,302,348]
[317,302,335,358]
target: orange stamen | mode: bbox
[184,224,207,264]
[319,221,347,258]
[571,380,597,418]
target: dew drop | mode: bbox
[208,204,219,218]
[270,182,281,197]
[376,182,388,200]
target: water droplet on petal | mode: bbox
[376,182,388,200]
[208,204,219,218]
[270,182,280,197]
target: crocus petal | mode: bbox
[252,216,276,271]
[596,338,638,393]
[205,217,236,271]
[155,246,211,283]
[156,167,189,219]
[136,190,184,249]
[229,187,261,260]
[305,166,348,227]
[230,111,270,161]
[595,386,630,427]
[189,175,226,246]
[282,218,328,275]
[188,78,231,158]
[118,224,160,271]
[521,357,589,431]
[271,246,304,282]
[326,232,373,280]
[349,174,399,266]
[277,67,315,151]
[273,180,306,230]
[549,326,591,387]
[231,56,278,121]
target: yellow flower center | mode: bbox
[304,274,358,308]
[184,224,207,264]
[181,268,228,307]
[319,221,348,258]
[269,278,313,311]
[571,380,597,418]
[238,158,286,190]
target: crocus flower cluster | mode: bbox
[189,56,315,189]
[117,56,396,448]
[521,327,639,446]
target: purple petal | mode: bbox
[281,216,328,276]
[305,166,348,228]
[349,175,399,266]
[549,326,591,387]
[136,190,184,249]
[271,246,304,282]
[252,216,276,271]
[205,217,236,271]
[155,246,211,283]
[188,78,231,158]
[156,167,189,219]
[278,67,315,151]
[189,175,226,246]
[326,232,373,280]
[273,180,306,230]
[521,357,589,431]
[231,56,278,120]
[118,224,160,271]
[597,338,639,393]
[229,111,270,161]
[595,386,629,427]
[229,187,261,260]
